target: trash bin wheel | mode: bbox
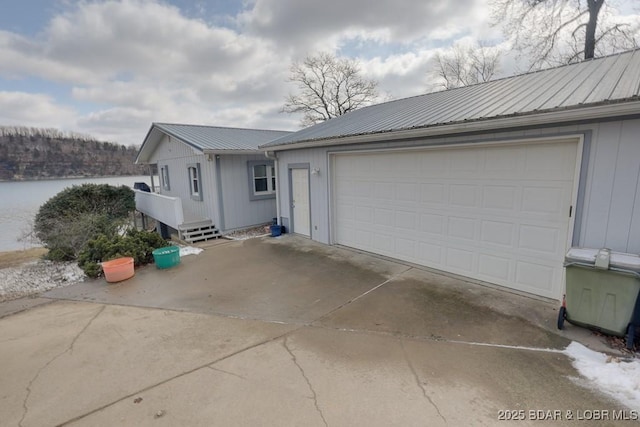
[557,306,566,330]
[626,323,635,350]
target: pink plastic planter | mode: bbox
[101,257,135,283]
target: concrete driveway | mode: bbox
[0,236,629,426]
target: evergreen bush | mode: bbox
[78,229,168,278]
[34,184,135,260]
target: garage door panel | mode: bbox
[515,261,557,292]
[374,182,395,199]
[524,143,576,178]
[521,186,565,215]
[418,242,443,264]
[449,184,479,207]
[482,185,518,210]
[420,213,445,234]
[480,220,515,246]
[445,248,476,272]
[447,217,477,240]
[518,224,560,253]
[421,183,446,204]
[478,254,511,281]
[333,140,579,299]
[450,148,482,170]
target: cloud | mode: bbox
[1,0,636,147]
[0,91,77,128]
[238,0,486,55]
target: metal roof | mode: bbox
[136,123,291,163]
[263,49,640,149]
[153,123,291,151]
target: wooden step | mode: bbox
[179,225,220,244]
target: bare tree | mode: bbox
[491,0,639,69]
[431,43,502,90]
[283,53,379,127]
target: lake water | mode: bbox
[0,176,154,252]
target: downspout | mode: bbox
[265,150,280,226]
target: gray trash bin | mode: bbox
[560,248,640,338]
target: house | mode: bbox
[135,123,291,243]
[261,49,640,300]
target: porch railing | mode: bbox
[134,190,184,230]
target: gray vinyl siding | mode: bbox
[219,154,277,232]
[146,135,219,226]
[276,118,640,254]
[579,120,640,253]
[277,147,329,241]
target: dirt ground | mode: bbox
[0,247,48,269]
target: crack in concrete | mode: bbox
[207,366,247,381]
[308,324,566,354]
[18,305,105,427]
[282,337,328,427]
[313,266,413,324]
[400,338,447,425]
[58,325,305,426]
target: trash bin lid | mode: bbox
[565,248,640,271]
[610,252,640,272]
[565,248,598,264]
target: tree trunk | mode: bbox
[585,0,604,60]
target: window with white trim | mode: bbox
[161,165,170,191]
[253,164,275,195]
[187,163,202,201]
[247,161,276,201]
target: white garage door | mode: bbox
[332,140,580,299]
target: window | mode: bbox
[187,163,202,201]
[161,165,170,191]
[247,161,276,201]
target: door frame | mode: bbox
[288,163,311,237]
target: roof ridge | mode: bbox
[153,122,292,134]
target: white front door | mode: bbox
[291,168,311,237]
[332,139,581,299]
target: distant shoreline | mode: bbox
[0,174,150,183]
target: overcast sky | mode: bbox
[0,0,638,145]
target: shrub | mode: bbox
[78,229,168,278]
[34,184,135,260]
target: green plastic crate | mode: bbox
[565,263,640,336]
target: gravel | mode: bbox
[224,225,271,240]
[0,260,85,302]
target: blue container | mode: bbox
[270,225,282,237]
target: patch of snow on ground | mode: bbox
[179,246,203,257]
[565,342,640,409]
[0,260,85,302]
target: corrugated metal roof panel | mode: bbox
[154,123,291,151]
[609,51,640,99]
[264,50,640,148]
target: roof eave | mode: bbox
[135,124,162,164]
[202,149,263,155]
[265,101,640,151]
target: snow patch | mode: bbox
[179,246,203,257]
[565,342,640,410]
[0,260,85,302]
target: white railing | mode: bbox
[134,190,184,229]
